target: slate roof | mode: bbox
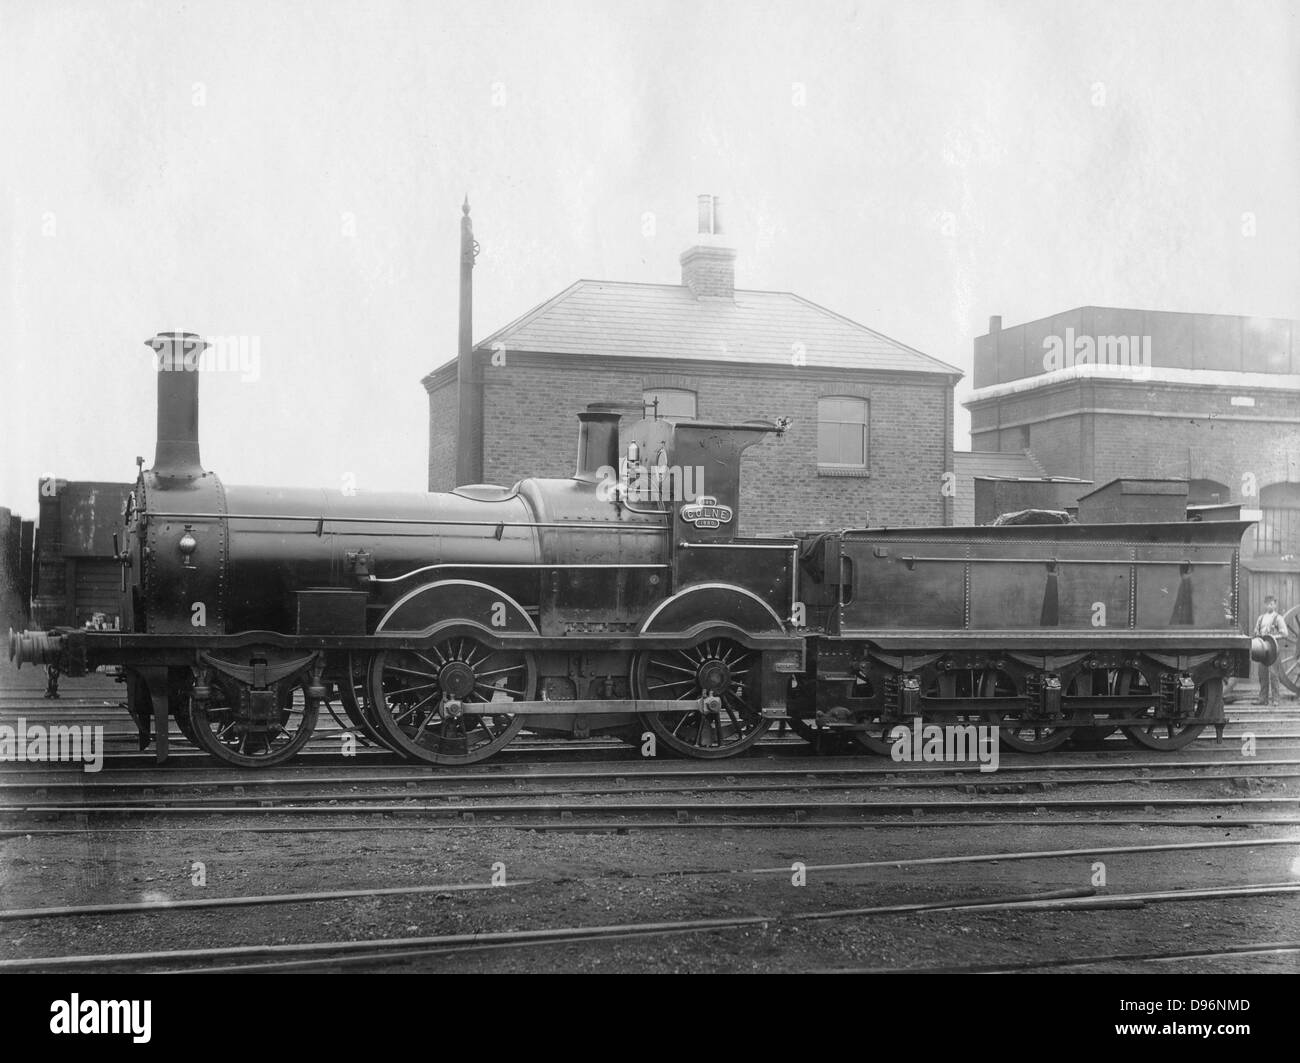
[429,280,961,378]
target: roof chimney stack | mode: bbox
[681,194,735,300]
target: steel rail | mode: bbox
[5,795,1299,821]
[5,765,1298,809]
[881,941,1300,974]
[2,751,1294,782]
[5,838,1294,926]
[8,815,1300,838]
[741,836,1300,875]
[5,754,1299,792]
[15,882,1297,973]
[0,886,1097,972]
[0,880,530,922]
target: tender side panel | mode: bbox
[1133,540,1236,630]
[840,538,966,630]
[835,521,1250,640]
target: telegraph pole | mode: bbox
[455,197,481,486]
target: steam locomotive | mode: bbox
[9,332,1278,768]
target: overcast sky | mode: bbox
[1,0,1296,512]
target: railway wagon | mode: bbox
[8,332,1278,769]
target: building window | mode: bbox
[643,388,696,420]
[1254,483,1300,556]
[817,396,869,468]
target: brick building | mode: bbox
[965,307,1300,624]
[423,218,961,536]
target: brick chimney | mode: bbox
[680,194,736,300]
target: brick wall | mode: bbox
[969,378,1300,500]
[427,353,954,535]
[426,375,459,493]
[975,309,1299,387]
[679,246,736,299]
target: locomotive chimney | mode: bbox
[574,405,622,484]
[148,332,209,481]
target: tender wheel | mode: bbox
[1068,725,1118,749]
[635,639,771,759]
[1122,676,1220,751]
[188,678,318,768]
[786,713,854,755]
[784,677,853,754]
[368,638,535,765]
[1066,668,1125,748]
[991,712,1073,753]
[977,669,1071,753]
[841,674,895,756]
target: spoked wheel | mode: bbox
[1068,725,1118,749]
[978,669,1071,753]
[786,713,853,755]
[188,678,318,768]
[166,675,200,747]
[1122,676,1220,751]
[1066,668,1123,749]
[841,675,896,756]
[635,639,771,759]
[1279,606,1300,696]
[173,702,200,747]
[337,653,398,751]
[368,639,535,765]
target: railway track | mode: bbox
[2,763,1297,805]
[3,874,1297,973]
[4,723,1298,828]
[5,677,1296,974]
[5,795,1299,835]
[6,724,1300,767]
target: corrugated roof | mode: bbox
[951,451,1046,525]
[461,280,960,376]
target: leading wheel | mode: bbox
[188,678,318,768]
[368,638,535,765]
[635,639,771,759]
[1122,676,1220,751]
[173,703,200,747]
[338,653,399,752]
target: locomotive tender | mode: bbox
[9,332,1278,768]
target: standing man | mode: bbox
[1254,595,1289,706]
